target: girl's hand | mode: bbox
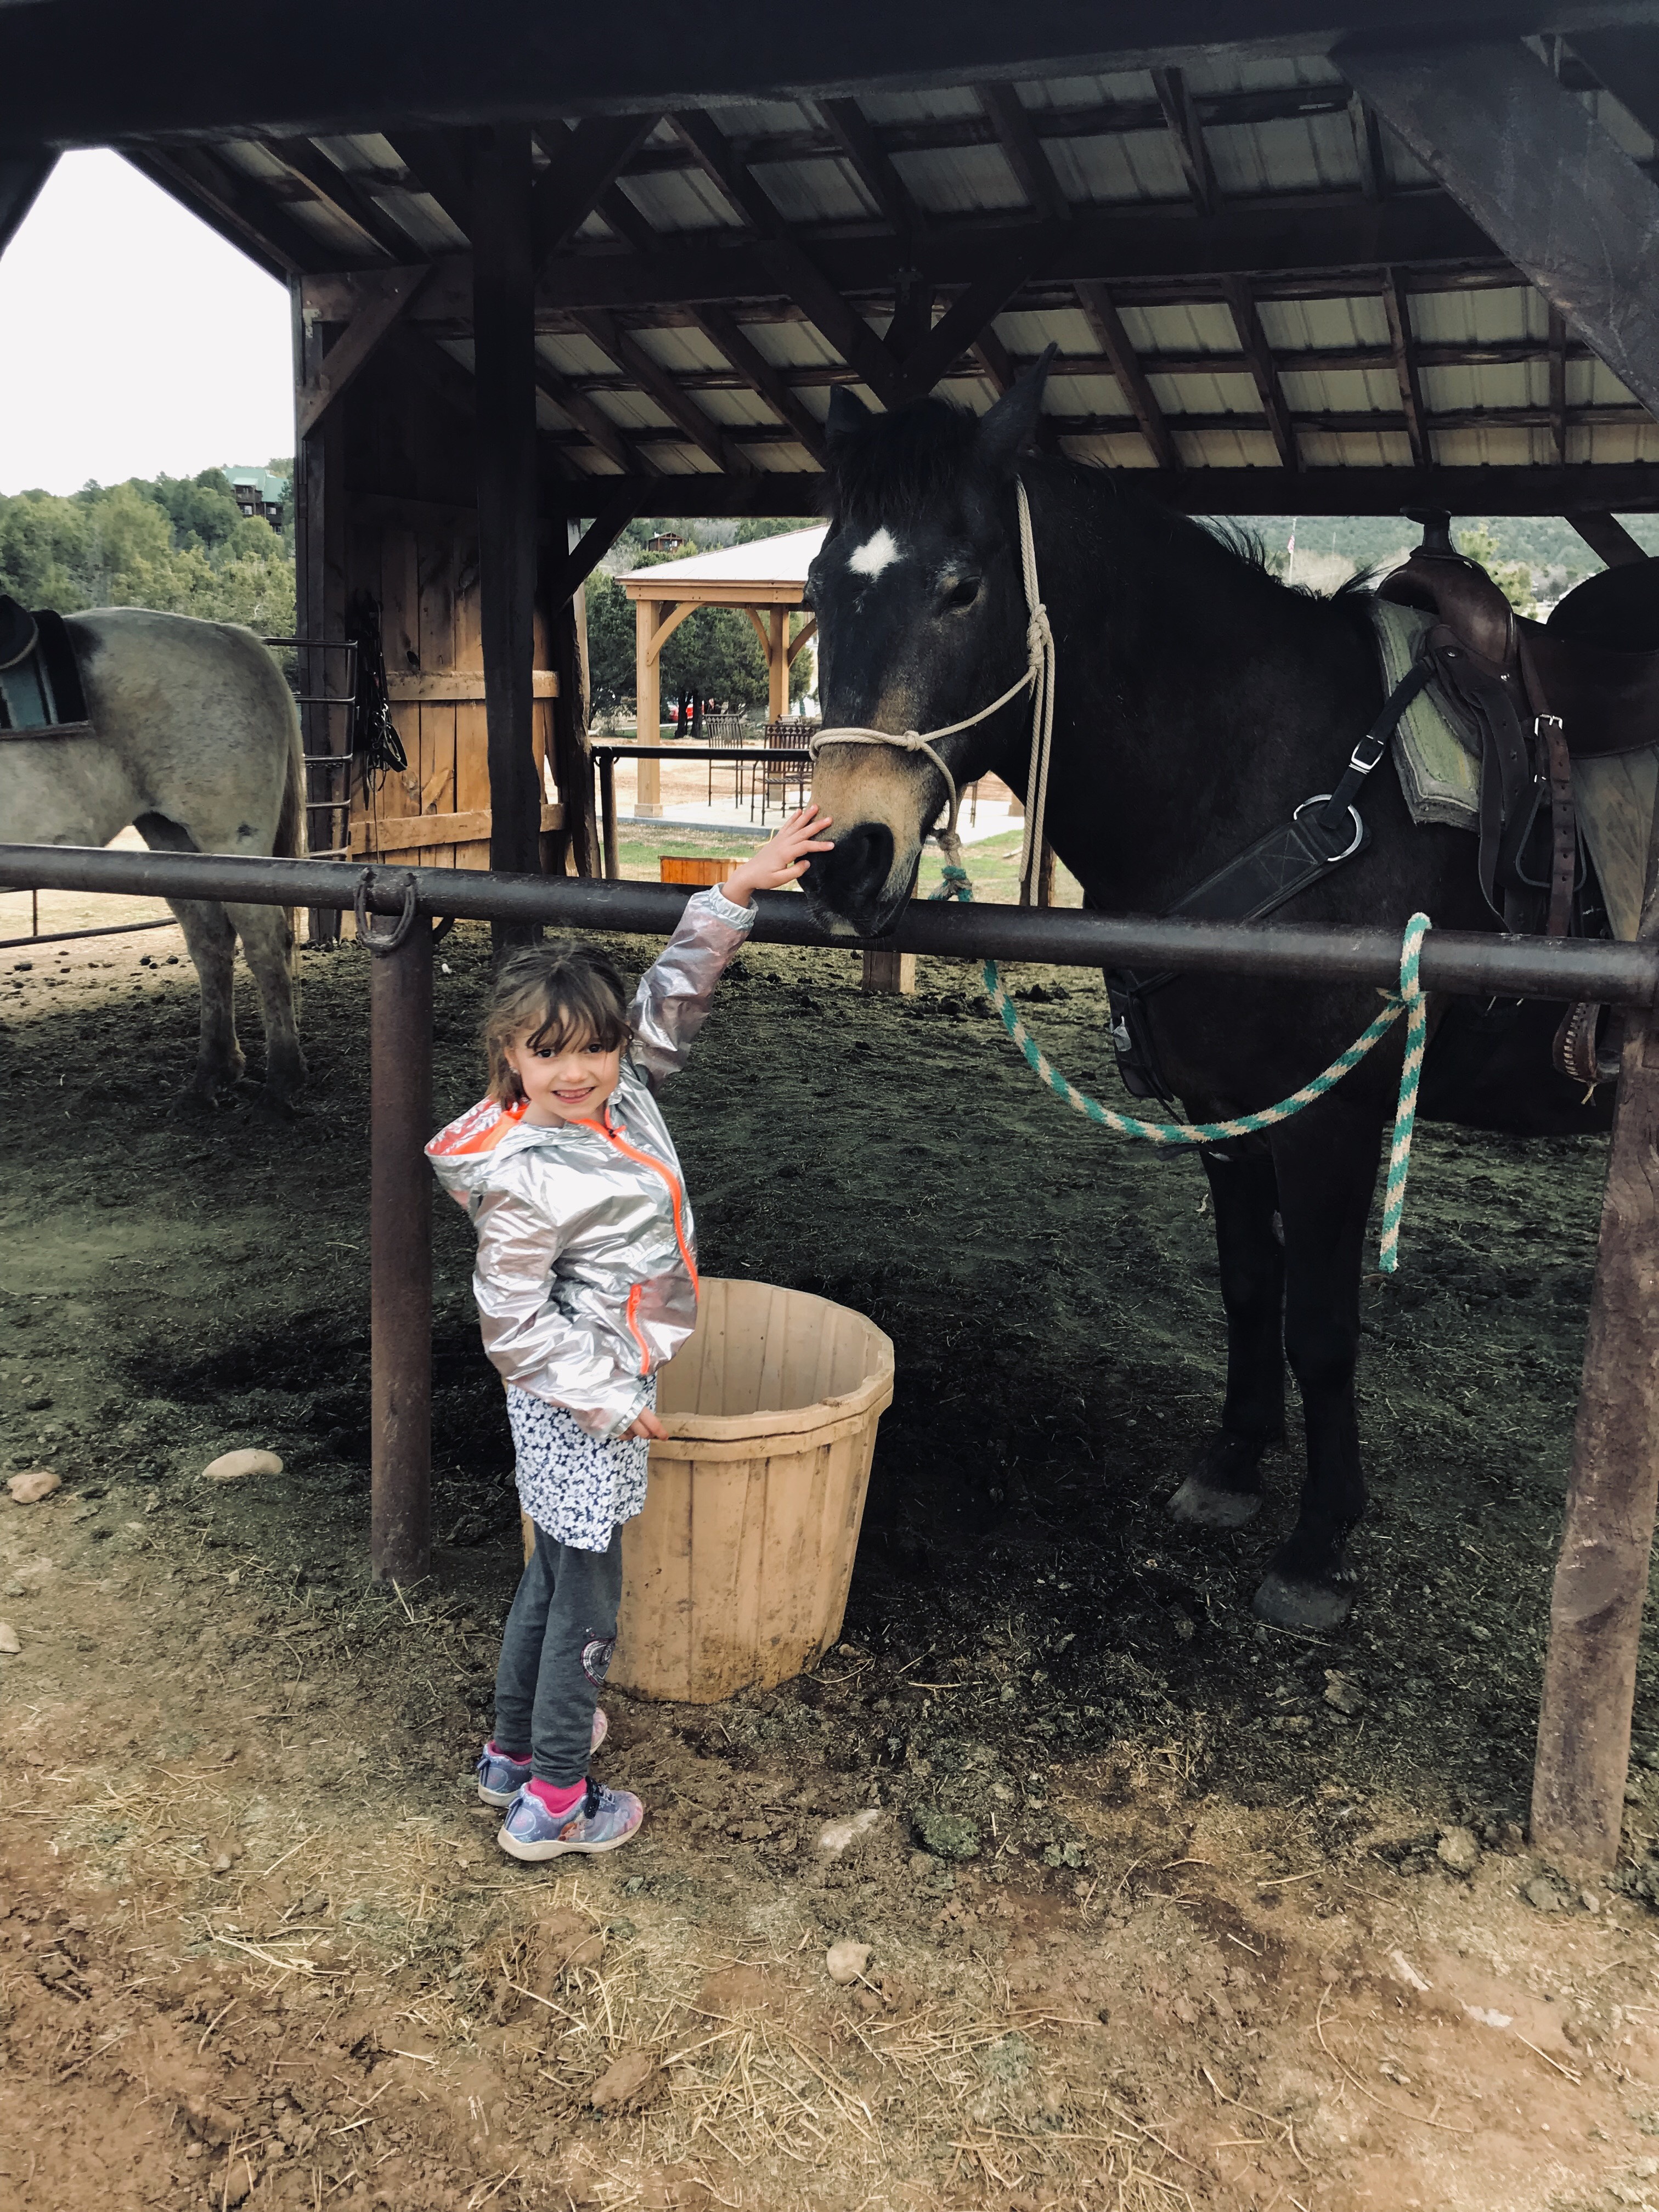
[621,1409,667,1441]
[721,805,834,907]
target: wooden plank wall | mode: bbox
[340,352,554,878]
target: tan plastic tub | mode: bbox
[617,1277,894,1702]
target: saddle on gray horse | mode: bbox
[0,594,89,737]
[1378,517,1659,1081]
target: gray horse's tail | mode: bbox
[275,690,306,860]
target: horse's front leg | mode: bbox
[1168,1136,1284,1528]
[226,901,307,1112]
[1253,1101,1384,1630]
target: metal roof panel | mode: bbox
[1298,429,1414,466]
[1120,300,1240,354]
[1056,430,1161,468]
[890,143,1026,215]
[535,333,616,379]
[1259,294,1390,349]
[749,155,875,224]
[1158,370,1261,415]
[1208,111,1361,195]
[611,167,743,233]
[1047,128,1188,204]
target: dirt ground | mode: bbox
[5,887,1659,2212]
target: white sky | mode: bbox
[0,150,294,496]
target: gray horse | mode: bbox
[3,608,307,1109]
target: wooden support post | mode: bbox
[862,949,916,995]
[1569,512,1650,567]
[634,597,663,816]
[292,278,347,943]
[1532,811,1659,1872]
[546,520,599,875]
[370,916,432,1585]
[768,608,789,722]
[473,123,541,930]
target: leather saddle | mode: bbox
[0,593,37,672]
[1377,513,1659,1081]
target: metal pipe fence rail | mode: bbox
[0,837,1652,1876]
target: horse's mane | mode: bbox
[823,397,981,532]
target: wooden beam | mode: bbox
[1567,511,1650,566]
[689,303,829,464]
[1549,301,1569,464]
[816,95,926,240]
[974,80,1071,224]
[386,128,473,239]
[1380,268,1430,470]
[666,106,909,410]
[3,2,1643,145]
[1075,279,1180,471]
[1567,25,1659,140]
[595,181,659,255]
[1342,37,1659,424]
[261,136,409,259]
[1150,64,1217,215]
[533,356,638,474]
[531,114,659,271]
[0,149,54,258]
[526,462,1659,520]
[472,124,542,904]
[1347,92,1385,199]
[893,240,1060,401]
[123,143,321,277]
[548,485,644,605]
[1531,809,1659,1874]
[1221,275,1297,469]
[296,264,431,439]
[573,305,753,473]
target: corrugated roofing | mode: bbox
[618,527,826,586]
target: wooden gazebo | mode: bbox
[616,526,822,814]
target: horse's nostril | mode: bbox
[812,822,894,920]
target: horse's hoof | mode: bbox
[253,1090,300,1122]
[1252,1570,1355,1632]
[1167,1475,1263,1530]
[170,1088,219,1119]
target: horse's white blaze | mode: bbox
[849,527,901,577]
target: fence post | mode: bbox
[1532,813,1659,1872]
[370,919,433,1584]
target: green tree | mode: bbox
[1457,522,1538,617]
[584,571,637,723]
[660,604,768,710]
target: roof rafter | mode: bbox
[687,302,830,465]
[1075,280,1180,471]
[1548,301,1569,462]
[384,128,474,239]
[572,304,754,473]
[973,81,1071,224]
[1151,64,1217,216]
[816,95,926,240]
[121,142,322,276]
[533,357,640,474]
[1221,274,1298,468]
[1381,268,1430,469]
[666,106,909,410]
[0,150,55,258]
[259,137,408,260]
[531,114,660,272]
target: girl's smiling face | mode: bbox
[503,1022,625,1125]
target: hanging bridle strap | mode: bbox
[809,478,1059,902]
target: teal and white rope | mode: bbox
[932,863,1430,1273]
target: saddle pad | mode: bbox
[1368,599,1481,829]
[1367,595,1657,942]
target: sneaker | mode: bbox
[476,1709,608,1807]
[496,1777,644,1863]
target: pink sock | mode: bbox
[526,1776,585,1817]
[487,1740,531,1763]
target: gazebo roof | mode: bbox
[617,527,826,602]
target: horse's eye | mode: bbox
[944,575,981,610]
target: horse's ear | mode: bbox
[826,384,873,452]
[976,343,1057,476]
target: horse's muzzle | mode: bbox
[802,821,899,935]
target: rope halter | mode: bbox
[809,478,1059,900]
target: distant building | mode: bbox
[222,466,287,529]
[644,531,685,554]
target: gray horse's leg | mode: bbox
[225,901,307,1109]
[137,813,242,1102]
[163,896,242,1102]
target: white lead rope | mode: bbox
[809,479,1059,901]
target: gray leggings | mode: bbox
[494,1520,623,1786]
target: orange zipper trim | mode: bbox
[624,1284,650,1377]
[580,1113,701,1296]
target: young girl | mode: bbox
[426,806,832,1862]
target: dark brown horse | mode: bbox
[801,365,1612,1630]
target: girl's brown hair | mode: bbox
[482,939,631,1104]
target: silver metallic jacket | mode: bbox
[426,885,757,1439]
